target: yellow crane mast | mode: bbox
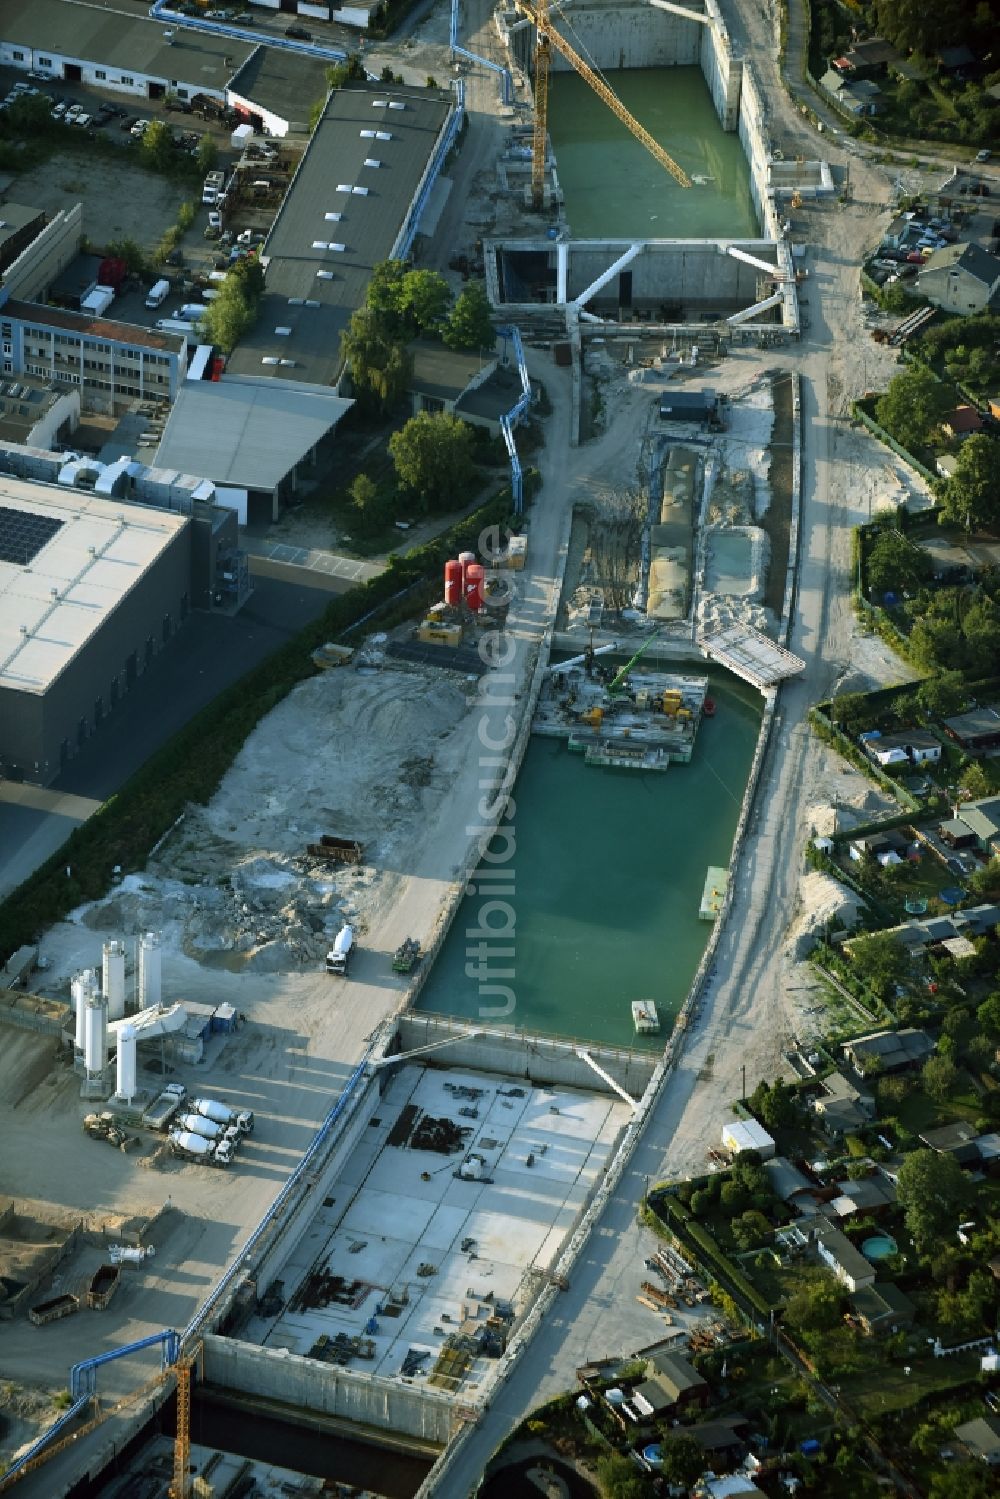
[513,0,692,209]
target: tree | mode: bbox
[749,1077,799,1133]
[865,527,928,599]
[977,991,1000,1034]
[594,1453,648,1499]
[896,1149,969,1252]
[365,259,409,325]
[201,263,263,353]
[929,1464,998,1499]
[345,472,392,537]
[874,366,951,454]
[848,931,909,1000]
[689,1187,713,1217]
[326,55,366,90]
[657,1433,704,1488]
[140,118,174,171]
[105,237,145,276]
[877,1074,911,1108]
[731,1209,771,1250]
[398,269,451,333]
[922,1053,958,1102]
[915,669,967,720]
[960,762,991,800]
[968,860,1000,903]
[444,280,495,351]
[196,135,218,175]
[939,434,1000,531]
[426,75,439,89]
[784,1273,843,1334]
[720,1179,749,1214]
[340,307,413,412]
[389,411,476,511]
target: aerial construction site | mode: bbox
[0,0,921,1493]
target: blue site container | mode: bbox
[800,1438,822,1456]
[212,1002,237,1034]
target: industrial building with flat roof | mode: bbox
[153,376,353,524]
[0,479,194,782]
[226,82,454,388]
[0,0,252,101]
[227,46,333,137]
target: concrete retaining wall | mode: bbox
[395,1014,658,1099]
[736,62,777,234]
[202,1335,455,1447]
[700,0,741,130]
[545,3,701,71]
[251,1072,382,1295]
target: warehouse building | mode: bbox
[226,82,455,388]
[0,479,193,784]
[0,0,250,103]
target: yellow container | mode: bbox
[418,622,462,647]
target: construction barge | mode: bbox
[532,642,710,770]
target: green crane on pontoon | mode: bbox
[607,631,661,698]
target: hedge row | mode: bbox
[651,1194,777,1320]
[0,488,522,964]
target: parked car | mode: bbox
[74,114,93,129]
[975,149,992,163]
[52,101,67,118]
[284,24,311,39]
[131,118,150,137]
[906,251,925,263]
[120,116,137,131]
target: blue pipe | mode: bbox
[450,0,515,104]
[497,326,532,514]
[71,1329,181,1398]
[0,1393,92,1486]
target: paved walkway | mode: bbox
[243,538,383,591]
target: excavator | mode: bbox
[575,631,663,727]
[510,0,692,209]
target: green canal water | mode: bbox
[416,670,762,1049]
[547,66,758,240]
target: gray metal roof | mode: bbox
[408,339,492,402]
[227,83,452,388]
[1,0,253,92]
[153,377,352,492]
[922,241,1000,287]
[227,45,331,129]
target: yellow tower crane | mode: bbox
[168,1344,201,1499]
[512,0,692,209]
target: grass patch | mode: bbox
[849,1351,980,1416]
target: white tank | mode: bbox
[84,994,108,1076]
[178,1112,220,1140]
[193,1098,232,1125]
[171,1130,212,1156]
[334,924,354,957]
[102,940,126,1021]
[72,968,99,1051]
[139,932,161,1010]
[116,1024,137,1102]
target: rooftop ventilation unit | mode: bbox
[388,101,405,110]
[261,356,279,366]
[279,359,295,367]
[312,239,329,250]
[304,299,320,308]
[316,270,334,280]
[336,183,352,193]
[363,159,381,169]
[287,297,304,306]
[274,326,292,336]
[329,243,346,252]
[360,129,376,139]
[351,186,369,196]
[324,211,343,222]
[375,131,392,141]
[372,99,388,108]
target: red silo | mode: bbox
[444,559,463,607]
[465,562,485,612]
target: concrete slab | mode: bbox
[260,1062,630,1395]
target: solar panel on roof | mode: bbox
[0,505,64,566]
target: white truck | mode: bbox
[202,170,225,205]
[169,1129,234,1167]
[326,924,354,977]
[192,1097,254,1135]
[145,278,170,309]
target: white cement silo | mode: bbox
[116,1024,137,1103]
[72,968,99,1052]
[102,939,126,1021]
[84,993,108,1078]
[139,932,161,1010]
